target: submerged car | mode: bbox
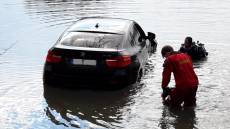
[43,17,157,87]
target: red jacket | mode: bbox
[162,53,199,89]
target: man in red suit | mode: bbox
[161,45,199,108]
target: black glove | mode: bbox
[162,87,171,98]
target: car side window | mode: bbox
[134,23,146,38]
[129,31,136,47]
[133,26,142,46]
[126,24,144,48]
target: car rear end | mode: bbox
[43,18,140,87]
[43,46,139,87]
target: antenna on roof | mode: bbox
[95,23,99,28]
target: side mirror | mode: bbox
[147,32,156,41]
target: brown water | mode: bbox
[1,0,230,128]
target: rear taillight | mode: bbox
[46,50,62,63]
[106,55,131,68]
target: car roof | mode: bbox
[67,17,135,34]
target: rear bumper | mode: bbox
[43,68,135,88]
[43,59,140,87]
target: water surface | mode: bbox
[1,0,230,128]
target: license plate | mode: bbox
[72,59,96,66]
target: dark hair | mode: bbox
[161,45,174,57]
[185,36,193,45]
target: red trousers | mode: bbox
[167,86,198,107]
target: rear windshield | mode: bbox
[68,19,129,34]
[59,32,124,49]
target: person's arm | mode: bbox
[162,59,172,89]
[161,59,173,99]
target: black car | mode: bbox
[43,17,157,87]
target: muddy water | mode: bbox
[1,0,230,128]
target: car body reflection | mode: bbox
[43,83,143,128]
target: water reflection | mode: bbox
[43,83,143,128]
[159,106,197,129]
[24,0,141,27]
[192,58,208,69]
[24,0,111,27]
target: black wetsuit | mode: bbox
[179,45,200,60]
